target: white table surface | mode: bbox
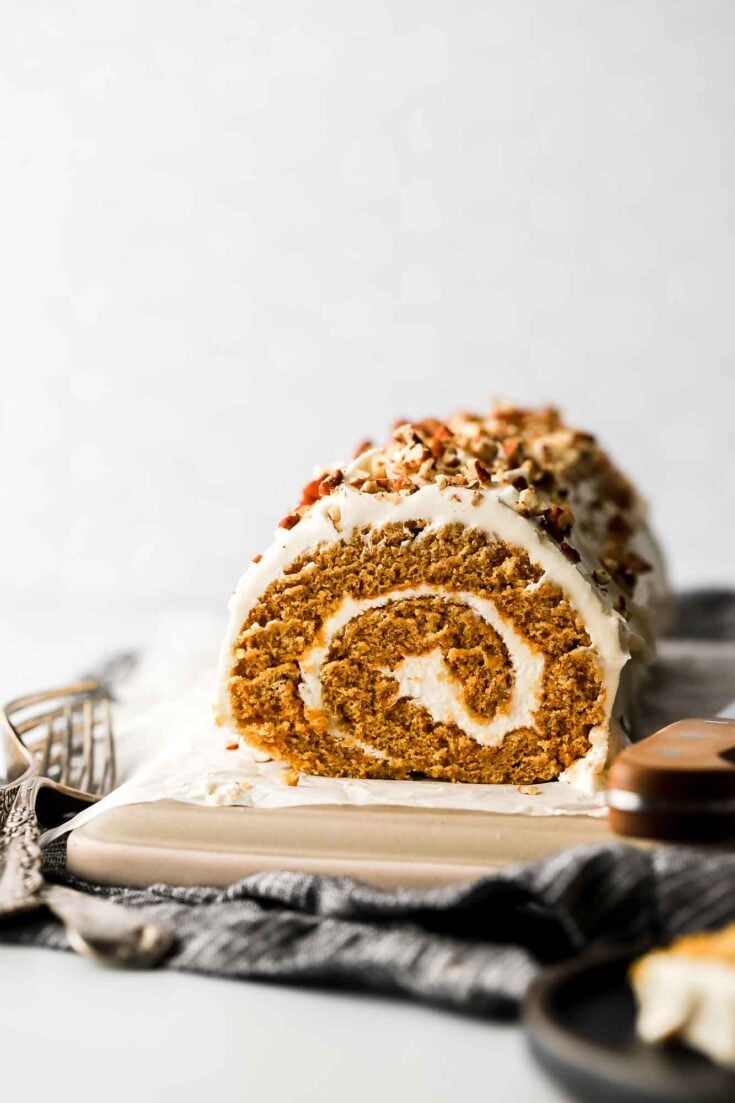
[0,602,566,1103]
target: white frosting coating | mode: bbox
[215,483,641,792]
[634,956,735,1069]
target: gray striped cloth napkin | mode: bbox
[2,590,735,1018]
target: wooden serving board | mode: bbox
[67,800,630,889]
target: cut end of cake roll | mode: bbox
[215,404,667,791]
[631,925,735,1069]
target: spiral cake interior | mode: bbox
[228,521,604,784]
[217,404,665,790]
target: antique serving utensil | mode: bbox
[0,681,174,966]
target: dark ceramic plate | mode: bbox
[524,946,735,1103]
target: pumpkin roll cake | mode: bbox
[215,405,667,791]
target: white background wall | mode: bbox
[3,0,734,625]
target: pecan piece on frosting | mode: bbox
[560,540,581,563]
[299,477,323,508]
[473,459,492,484]
[545,503,574,540]
[430,423,451,458]
[318,469,344,497]
[501,436,523,464]
[516,487,546,517]
[614,594,630,618]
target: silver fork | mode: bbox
[0,681,174,967]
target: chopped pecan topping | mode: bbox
[626,551,653,574]
[474,459,491,484]
[318,470,344,497]
[560,541,581,563]
[430,424,451,458]
[299,477,323,508]
[607,512,632,540]
[516,488,546,516]
[278,401,647,600]
[547,504,574,534]
[278,512,301,530]
[502,436,523,463]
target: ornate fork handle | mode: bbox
[0,779,45,913]
[0,786,18,825]
[0,781,174,966]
